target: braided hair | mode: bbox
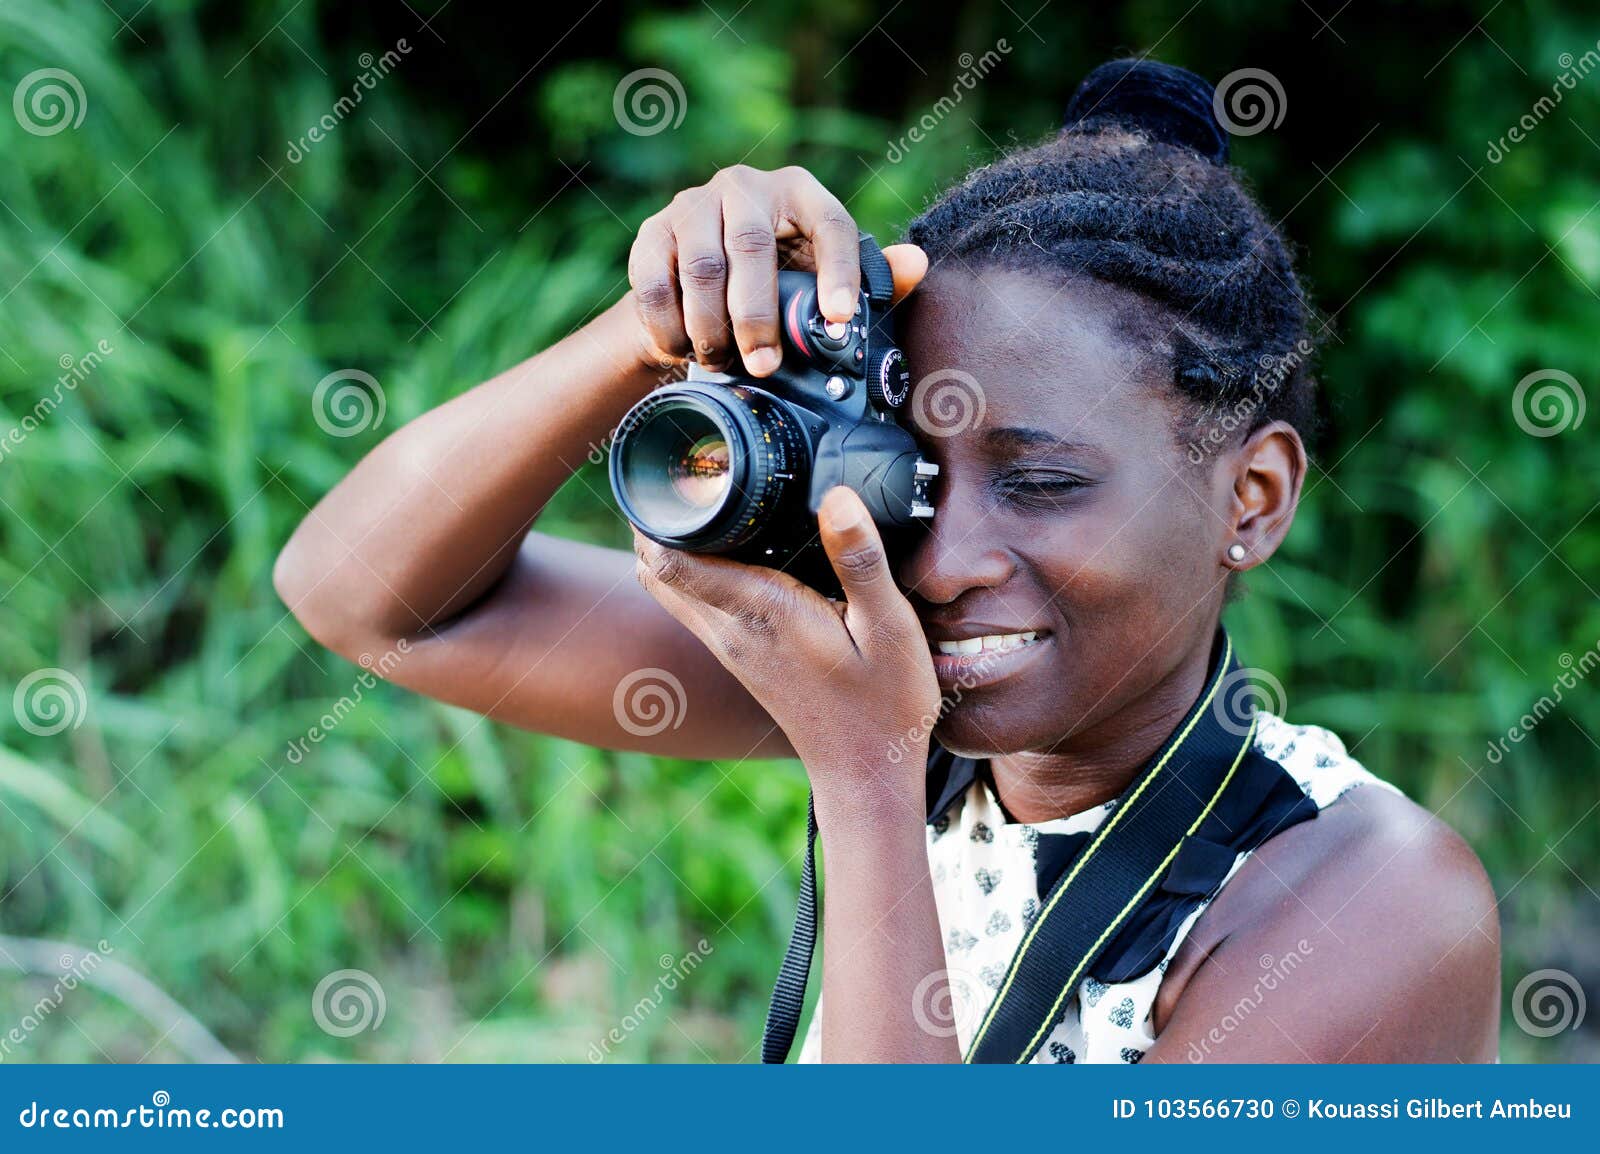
[907,59,1320,453]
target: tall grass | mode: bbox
[0,0,1595,1062]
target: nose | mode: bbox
[896,490,1014,606]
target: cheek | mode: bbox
[1030,477,1218,618]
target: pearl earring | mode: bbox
[1227,543,1247,563]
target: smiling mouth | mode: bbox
[930,630,1043,657]
[925,629,1054,691]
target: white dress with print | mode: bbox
[797,712,1399,1063]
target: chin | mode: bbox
[940,657,1093,757]
[932,697,1042,759]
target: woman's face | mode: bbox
[897,264,1235,758]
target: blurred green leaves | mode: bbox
[0,0,1596,1063]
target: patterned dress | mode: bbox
[798,710,1399,1063]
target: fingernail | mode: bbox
[824,488,864,531]
[745,346,781,375]
[826,288,856,320]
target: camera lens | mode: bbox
[610,386,807,552]
[669,432,732,510]
[614,399,737,536]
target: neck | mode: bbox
[987,638,1217,823]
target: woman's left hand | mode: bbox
[633,485,939,807]
[638,485,959,1062]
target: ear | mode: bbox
[1223,421,1306,570]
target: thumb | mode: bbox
[883,243,928,304]
[818,486,907,634]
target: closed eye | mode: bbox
[995,470,1093,508]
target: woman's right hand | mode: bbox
[277,167,926,764]
[626,165,926,377]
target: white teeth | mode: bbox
[934,632,1045,656]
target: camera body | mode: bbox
[609,236,937,592]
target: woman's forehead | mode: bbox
[901,264,1178,442]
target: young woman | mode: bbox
[275,60,1499,1063]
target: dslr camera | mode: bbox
[609,235,938,592]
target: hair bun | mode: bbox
[1064,58,1229,165]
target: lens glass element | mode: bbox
[616,400,740,536]
[669,433,731,509]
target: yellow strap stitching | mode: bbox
[963,636,1235,1062]
[1009,714,1256,1062]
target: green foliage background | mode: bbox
[0,0,1596,1063]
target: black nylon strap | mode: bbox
[964,639,1251,1063]
[760,793,818,1063]
[858,234,895,303]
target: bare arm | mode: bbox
[277,164,914,761]
[632,488,956,1062]
[814,769,959,1062]
[273,295,793,759]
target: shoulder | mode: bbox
[1153,723,1501,1062]
[1240,717,1497,953]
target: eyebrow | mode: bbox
[980,426,1099,455]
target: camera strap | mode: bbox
[759,794,818,1063]
[965,636,1253,1062]
[760,632,1255,1064]
[857,234,896,303]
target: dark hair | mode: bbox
[906,59,1320,450]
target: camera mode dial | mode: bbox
[866,346,911,410]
